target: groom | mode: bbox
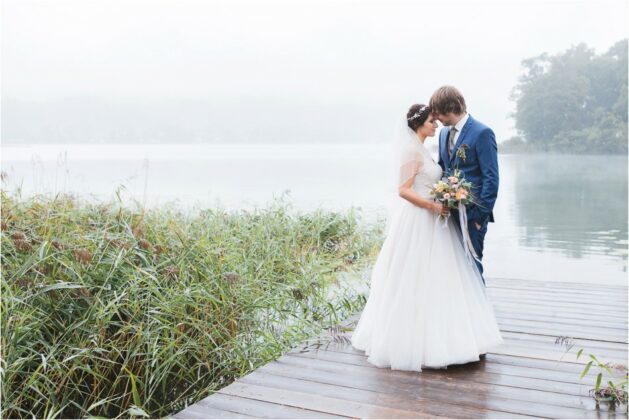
[430,86,499,283]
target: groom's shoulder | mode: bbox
[469,115,494,135]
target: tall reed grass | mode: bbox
[1,190,383,418]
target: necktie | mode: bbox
[448,127,457,159]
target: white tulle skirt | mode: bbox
[350,200,504,372]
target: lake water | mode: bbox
[2,144,627,285]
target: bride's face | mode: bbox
[419,115,438,138]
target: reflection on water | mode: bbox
[1,145,627,284]
[509,154,627,263]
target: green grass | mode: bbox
[0,191,384,418]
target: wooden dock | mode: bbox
[173,278,628,419]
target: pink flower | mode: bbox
[443,193,451,200]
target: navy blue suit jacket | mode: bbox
[437,114,499,224]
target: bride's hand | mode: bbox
[431,202,448,215]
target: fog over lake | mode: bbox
[2,0,628,145]
[2,144,627,285]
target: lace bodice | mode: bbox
[413,145,443,198]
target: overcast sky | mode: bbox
[2,0,628,143]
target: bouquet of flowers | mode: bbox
[430,167,481,264]
[430,168,475,212]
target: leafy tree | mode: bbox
[511,39,628,154]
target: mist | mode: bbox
[2,0,627,144]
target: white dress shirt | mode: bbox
[451,112,469,147]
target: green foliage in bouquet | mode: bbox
[429,169,476,209]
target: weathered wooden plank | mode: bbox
[238,369,537,419]
[493,309,628,328]
[298,333,628,365]
[497,316,629,335]
[496,320,628,343]
[493,305,627,321]
[499,330,629,352]
[195,393,347,419]
[486,281,628,295]
[487,280,627,292]
[267,354,624,418]
[291,343,628,399]
[494,294,627,316]
[488,290,629,304]
[491,298,628,313]
[492,301,628,320]
[484,353,610,375]
[489,296,629,313]
[293,342,610,378]
[487,290,627,313]
[297,338,628,376]
[288,349,594,397]
[497,325,627,344]
[491,343,628,365]
[297,326,628,354]
[300,340,626,369]
[488,291,628,306]
[486,291,629,307]
[171,403,257,419]
[492,298,628,313]
[502,329,628,346]
[219,379,454,419]
[486,278,627,292]
[288,348,609,389]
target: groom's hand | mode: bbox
[474,222,481,230]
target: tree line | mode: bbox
[504,39,627,154]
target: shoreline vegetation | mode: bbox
[507,39,627,155]
[1,191,384,418]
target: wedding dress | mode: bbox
[350,127,503,372]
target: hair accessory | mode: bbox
[407,105,430,121]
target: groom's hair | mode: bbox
[429,86,467,115]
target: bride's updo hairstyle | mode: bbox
[407,104,431,132]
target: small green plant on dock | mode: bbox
[575,349,628,404]
[556,336,628,405]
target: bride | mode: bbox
[350,104,503,371]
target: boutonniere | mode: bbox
[456,144,469,163]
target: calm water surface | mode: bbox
[2,144,627,285]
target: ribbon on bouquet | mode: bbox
[457,203,482,266]
[438,204,481,266]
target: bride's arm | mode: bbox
[398,177,444,214]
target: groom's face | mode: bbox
[434,112,455,126]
